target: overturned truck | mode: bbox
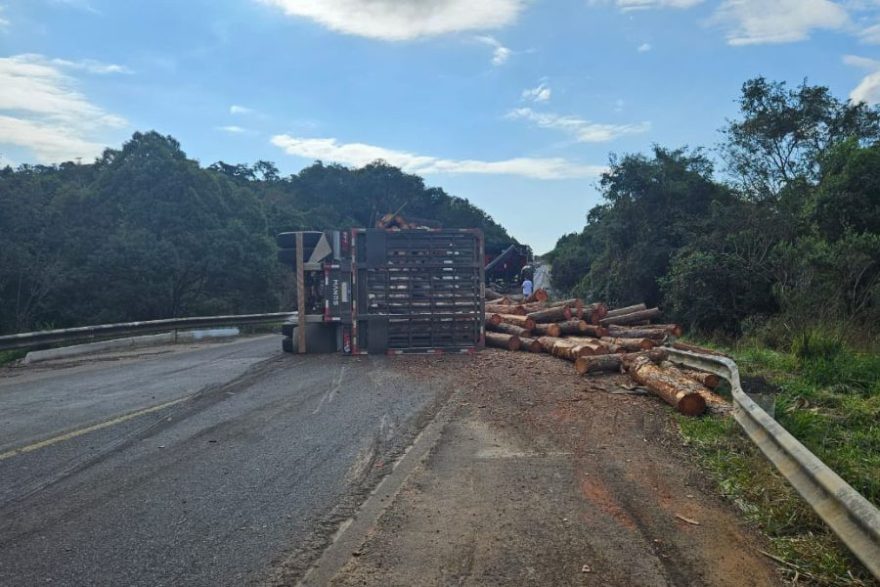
[276,228,485,355]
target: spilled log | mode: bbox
[605,303,647,318]
[532,323,562,337]
[574,348,668,375]
[527,305,572,323]
[623,355,706,416]
[519,336,544,353]
[601,336,656,351]
[557,319,589,335]
[599,307,662,326]
[607,326,668,340]
[494,314,536,330]
[486,332,520,351]
[487,322,532,337]
[486,303,526,316]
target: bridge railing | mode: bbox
[667,348,880,580]
[0,312,295,352]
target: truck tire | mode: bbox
[282,337,294,353]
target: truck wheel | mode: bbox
[282,337,294,353]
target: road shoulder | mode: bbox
[326,349,780,586]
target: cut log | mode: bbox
[635,323,684,337]
[662,363,730,414]
[547,298,584,312]
[487,322,532,337]
[671,341,730,358]
[527,305,572,323]
[485,313,502,327]
[532,323,562,337]
[557,319,589,335]
[494,313,536,330]
[525,288,549,303]
[581,324,610,338]
[678,368,721,390]
[607,326,668,341]
[601,336,656,351]
[623,355,706,417]
[519,336,544,353]
[583,302,609,324]
[574,349,668,375]
[600,307,662,326]
[605,303,647,318]
[551,340,597,361]
[486,303,526,316]
[485,288,503,301]
[485,332,521,351]
[536,336,565,353]
[520,302,547,313]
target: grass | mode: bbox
[0,349,27,366]
[678,332,880,586]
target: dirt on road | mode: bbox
[325,349,781,586]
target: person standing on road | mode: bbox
[521,276,534,298]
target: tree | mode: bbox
[722,77,880,201]
[814,139,880,240]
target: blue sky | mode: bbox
[1,0,879,252]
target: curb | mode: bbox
[23,328,240,364]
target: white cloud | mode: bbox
[258,0,524,41]
[860,22,880,43]
[637,42,652,52]
[844,54,880,105]
[522,82,551,102]
[506,107,651,142]
[592,0,703,11]
[217,125,248,134]
[50,58,132,75]
[711,0,849,45]
[230,104,254,115]
[270,135,604,180]
[475,35,512,66]
[0,54,127,163]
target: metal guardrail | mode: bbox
[0,312,296,352]
[666,349,880,580]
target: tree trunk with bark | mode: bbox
[623,355,707,416]
[527,305,572,323]
[532,323,562,337]
[486,303,526,316]
[486,332,521,351]
[607,326,668,340]
[557,319,589,335]
[601,336,657,351]
[494,313,536,330]
[525,288,549,303]
[574,348,667,375]
[671,341,730,357]
[583,302,609,324]
[519,336,544,353]
[661,363,730,414]
[605,303,647,318]
[487,322,532,337]
[599,307,662,326]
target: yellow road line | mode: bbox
[0,395,192,462]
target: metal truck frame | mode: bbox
[277,228,485,355]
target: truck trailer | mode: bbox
[276,228,485,355]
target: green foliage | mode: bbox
[679,339,880,584]
[0,132,516,334]
[723,77,880,200]
[549,77,880,342]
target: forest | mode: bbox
[0,132,516,335]
[548,77,880,345]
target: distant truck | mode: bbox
[276,227,485,355]
[484,244,531,293]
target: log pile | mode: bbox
[484,296,730,417]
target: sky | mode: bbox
[1,0,879,253]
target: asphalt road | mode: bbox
[0,336,449,586]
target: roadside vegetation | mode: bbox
[679,332,880,586]
[0,134,517,336]
[547,77,880,584]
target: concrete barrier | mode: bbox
[23,328,240,364]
